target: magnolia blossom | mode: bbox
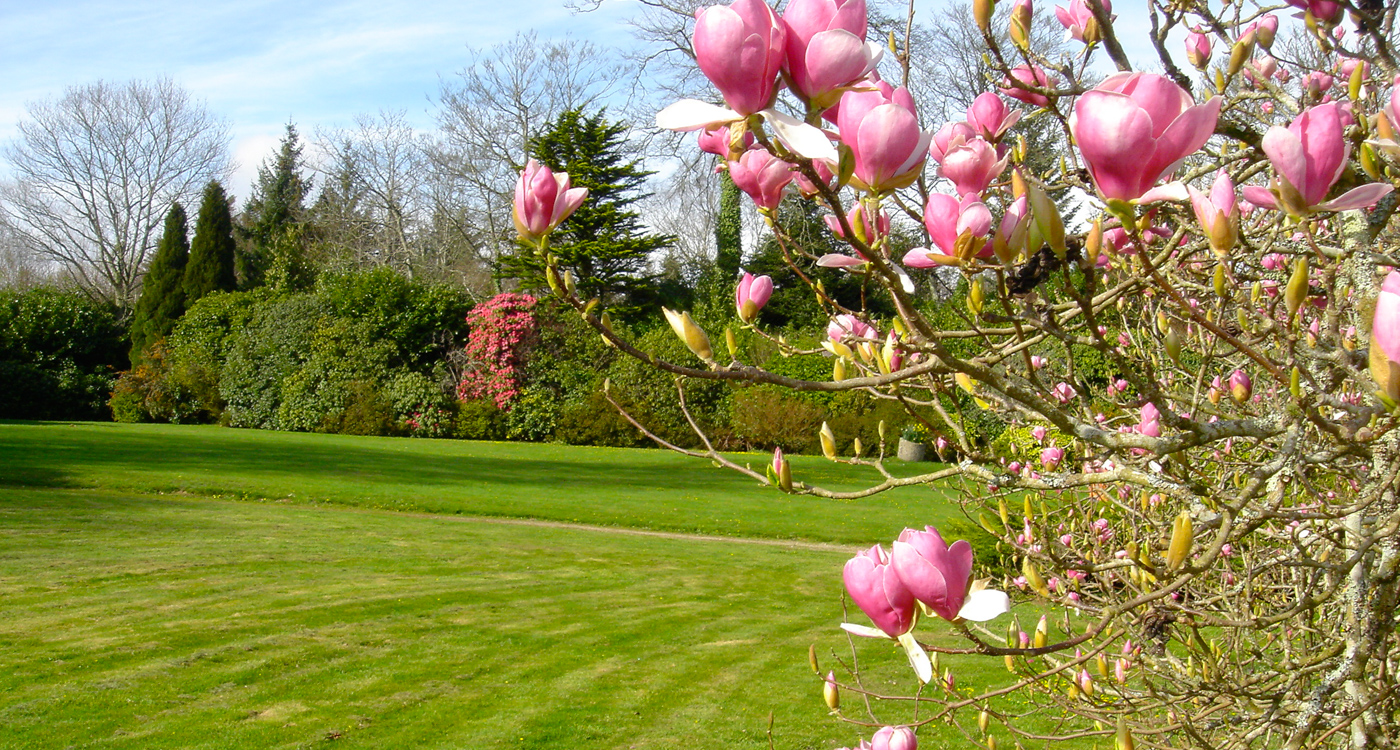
[1230,370,1253,402]
[727,149,794,210]
[1189,169,1239,257]
[1286,0,1343,23]
[1050,381,1077,403]
[655,0,835,161]
[843,544,916,637]
[1055,0,1113,44]
[891,526,1009,621]
[694,0,786,115]
[1138,403,1162,437]
[1243,103,1394,216]
[781,0,882,106]
[1372,271,1400,400]
[870,726,917,750]
[735,272,773,323]
[903,194,993,267]
[1185,28,1211,69]
[939,137,1008,198]
[1041,445,1065,469]
[1070,72,1221,204]
[512,160,588,242]
[965,92,1020,142]
[823,203,890,243]
[836,81,932,192]
[828,313,877,342]
[1000,64,1053,107]
[928,121,977,165]
[695,123,753,158]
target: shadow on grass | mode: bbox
[0,422,742,494]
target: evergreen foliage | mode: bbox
[499,109,675,316]
[714,173,742,280]
[183,181,238,303]
[239,124,313,289]
[128,203,190,361]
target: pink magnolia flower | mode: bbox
[782,0,881,106]
[727,149,794,210]
[1055,0,1113,44]
[793,159,836,196]
[512,160,589,242]
[1243,103,1395,216]
[1031,425,1048,442]
[939,137,1008,197]
[1000,64,1053,107]
[693,0,787,116]
[1302,71,1335,98]
[836,81,932,192]
[1070,72,1221,204]
[1286,0,1342,23]
[1188,169,1239,257]
[892,526,1008,621]
[1041,445,1065,469]
[870,726,917,750]
[824,203,890,243]
[1050,381,1077,403]
[829,313,877,342]
[965,92,1021,142]
[735,272,774,323]
[1229,369,1253,402]
[1138,402,1162,437]
[843,544,917,637]
[903,194,993,267]
[1374,271,1400,365]
[1246,14,1279,48]
[928,121,977,165]
[696,123,754,158]
[1029,354,1047,370]
[1184,28,1211,69]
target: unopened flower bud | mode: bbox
[823,671,840,710]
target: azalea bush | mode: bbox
[513,0,1400,746]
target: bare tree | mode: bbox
[0,79,231,305]
[430,32,633,270]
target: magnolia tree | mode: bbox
[511,0,1400,746]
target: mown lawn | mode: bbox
[0,423,1067,749]
[0,422,973,544]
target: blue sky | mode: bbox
[0,0,643,199]
[0,0,1161,201]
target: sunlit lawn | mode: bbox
[0,422,1072,749]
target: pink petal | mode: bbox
[1073,91,1157,201]
[1241,185,1278,209]
[1261,125,1308,198]
[1316,182,1394,212]
[817,253,868,267]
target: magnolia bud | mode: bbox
[809,644,820,674]
[820,422,837,460]
[1165,512,1193,571]
[824,671,840,709]
[725,327,738,359]
[853,438,864,457]
[974,0,995,33]
[1286,257,1309,321]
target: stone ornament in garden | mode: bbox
[508,0,1400,745]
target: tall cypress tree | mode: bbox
[499,109,675,316]
[183,181,238,303]
[239,123,312,289]
[128,203,190,362]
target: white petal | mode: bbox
[897,631,933,684]
[840,622,895,639]
[956,589,1011,622]
[892,265,916,294]
[762,109,839,163]
[1136,182,1190,204]
[656,100,742,132]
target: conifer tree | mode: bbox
[714,174,742,280]
[183,181,238,303]
[500,109,674,315]
[128,203,189,361]
[239,123,312,289]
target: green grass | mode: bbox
[0,423,1061,749]
[0,422,971,545]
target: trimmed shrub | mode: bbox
[0,287,126,421]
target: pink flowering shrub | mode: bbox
[457,293,538,409]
